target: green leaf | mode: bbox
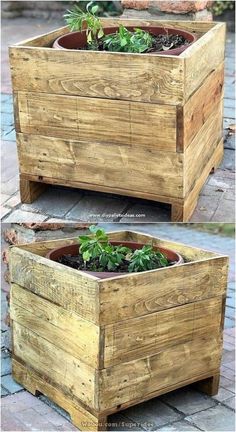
[91,5,99,15]
[83,250,92,262]
[98,28,104,39]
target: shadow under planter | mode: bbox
[9,230,228,431]
[9,18,226,222]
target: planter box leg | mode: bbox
[171,203,185,222]
[12,358,106,431]
[193,373,220,396]
[20,176,47,203]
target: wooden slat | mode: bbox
[17,91,177,151]
[11,283,100,368]
[184,101,223,196]
[182,138,224,221]
[9,47,184,105]
[12,359,105,432]
[14,21,215,48]
[99,257,228,325]
[16,133,183,199]
[104,297,222,367]
[184,23,225,100]
[183,63,224,149]
[99,336,222,410]
[9,247,99,324]
[125,231,219,260]
[13,322,96,409]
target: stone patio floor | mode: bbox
[1,18,235,223]
[1,224,235,431]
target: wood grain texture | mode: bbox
[193,374,220,396]
[99,336,222,410]
[12,359,105,431]
[13,321,96,409]
[9,47,184,105]
[11,283,100,368]
[184,23,225,100]
[184,102,223,196]
[99,257,228,325]
[9,247,99,324]
[19,176,47,203]
[17,91,177,151]
[16,133,183,199]
[183,63,224,149]
[104,297,222,367]
[182,138,224,221]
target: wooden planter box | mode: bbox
[9,19,225,222]
[10,230,228,431]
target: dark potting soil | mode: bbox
[78,33,189,53]
[57,254,175,273]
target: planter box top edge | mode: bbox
[10,20,224,56]
[9,229,228,282]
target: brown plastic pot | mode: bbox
[53,26,196,56]
[46,241,183,279]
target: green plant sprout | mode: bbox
[64,2,154,53]
[78,226,170,273]
[64,2,104,50]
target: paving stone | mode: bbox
[108,413,144,431]
[161,388,215,415]
[21,187,83,218]
[4,193,21,208]
[208,174,233,189]
[224,98,235,109]
[1,112,14,126]
[221,367,235,381]
[3,209,47,223]
[157,420,200,431]
[223,396,236,410]
[225,306,235,319]
[224,106,236,119]
[224,317,235,329]
[65,195,129,222]
[122,399,182,430]
[220,376,235,393]
[1,356,11,376]
[220,148,235,171]
[1,193,11,204]
[213,386,235,403]
[1,374,23,394]
[1,411,27,431]
[224,188,236,201]
[1,175,19,196]
[1,385,9,397]
[15,407,66,430]
[212,198,235,222]
[1,206,11,219]
[120,202,170,222]
[185,405,235,431]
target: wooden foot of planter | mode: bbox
[20,175,47,203]
[12,359,107,431]
[9,231,228,431]
[193,373,220,396]
[10,20,226,222]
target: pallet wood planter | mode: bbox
[9,19,226,222]
[10,230,228,431]
[9,19,225,222]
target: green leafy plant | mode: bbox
[64,2,104,49]
[211,1,234,16]
[78,226,170,273]
[103,25,154,53]
[128,245,169,273]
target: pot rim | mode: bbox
[53,25,197,56]
[46,241,184,279]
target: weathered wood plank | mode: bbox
[13,21,215,48]
[13,359,105,431]
[184,102,223,196]
[183,63,224,149]
[104,297,222,367]
[99,257,228,325]
[9,47,184,105]
[16,133,183,199]
[13,322,96,409]
[182,138,224,221]
[99,336,222,410]
[17,91,177,151]
[11,283,100,368]
[9,247,100,324]
[19,176,47,203]
[184,23,225,100]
